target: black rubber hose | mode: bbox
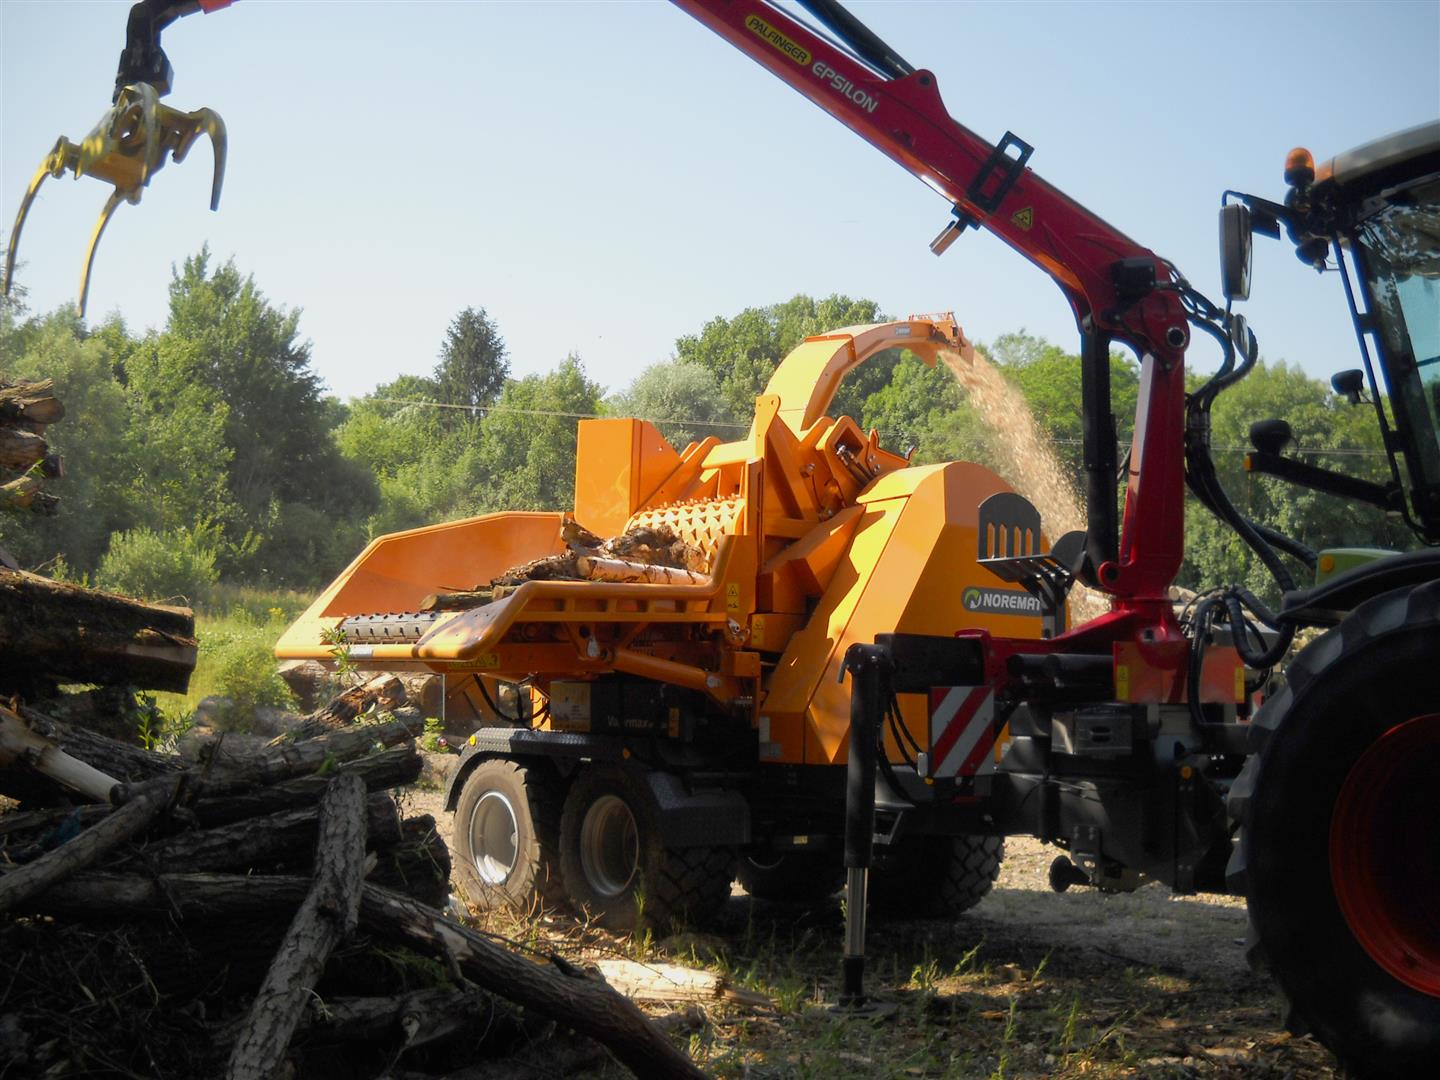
[1226,593,1294,669]
[1187,595,1222,728]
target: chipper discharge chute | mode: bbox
[277,314,1066,929]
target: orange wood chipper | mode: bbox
[276,314,1061,929]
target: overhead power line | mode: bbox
[364,397,1390,457]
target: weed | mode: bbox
[989,995,1019,1080]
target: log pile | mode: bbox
[425,519,711,612]
[0,695,704,1079]
[0,376,64,516]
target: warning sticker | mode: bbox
[1011,207,1034,230]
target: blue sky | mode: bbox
[3,0,1437,401]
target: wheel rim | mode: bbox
[1330,712,1440,997]
[469,790,519,886]
[579,794,639,898]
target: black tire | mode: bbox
[869,834,1004,919]
[451,757,565,913]
[1227,581,1440,1078]
[736,849,845,904]
[559,765,733,932]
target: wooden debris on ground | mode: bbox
[0,376,64,515]
[0,679,703,1079]
[424,519,711,612]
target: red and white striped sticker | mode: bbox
[927,686,996,779]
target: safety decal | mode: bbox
[1011,207,1034,231]
[927,686,996,779]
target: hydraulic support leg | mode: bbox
[837,642,891,1008]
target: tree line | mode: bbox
[0,249,1411,604]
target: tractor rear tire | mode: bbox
[559,765,733,932]
[736,849,845,904]
[451,757,565,914]
[1227,581,1440,1078]
[869,834,1004,919]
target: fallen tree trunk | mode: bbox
[0,705,122,802]
[366,814,451,910]
[112,710,424,806]
[226,773,368,1080]
[576,555,709,585]
[139,793,400,874]
[190,746,420,827]
[20,703,185,783]
[0,786,165,915]
[28,874,705,1079]
[0,569,197,692]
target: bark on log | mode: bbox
[28,874,706,1079]
[421,589,494,612]
[576,555,709,585]
[358,886,705,1079]
[20,702,185,782]
[138,793,400,873]
[0,472,58,514]
[272,674,405,745]
[112,709,424,806]
[226,773,368,1080]
[0,804,109,842]
[0,569,197,692]
[190,746,420,827]
[366,814,451,910]
[0,426,47,471]
[0,787,165,915]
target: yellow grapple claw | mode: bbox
[2,83,226,317]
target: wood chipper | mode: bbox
[276,314,1061,929]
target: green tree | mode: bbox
[859,350,965,457]
[435,307,509,411]
[0,312,134,572]
[675,294,888,420]
[1178,359,1412,599]
[122,335,236,535]
[607,359,741,450]
[147,249,377,583]
[476,355,603,511]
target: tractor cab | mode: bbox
[1223,120,1440,543]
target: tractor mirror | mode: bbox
[1331,368,1366,404]
[1220,203,1253,302]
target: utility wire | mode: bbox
[364,397,1391,457]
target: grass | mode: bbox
[150,582,315,736]
[452,882,1339,1080]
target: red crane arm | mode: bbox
[669,0,1190,360]
[672,0,1190,605]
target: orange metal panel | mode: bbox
[573,418,683,536]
